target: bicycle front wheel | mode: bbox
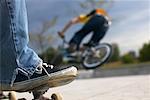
[82,43,112,69]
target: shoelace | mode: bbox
[36,63,54,77]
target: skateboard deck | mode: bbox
[4,66,77,100]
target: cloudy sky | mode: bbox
[26,0,150,55]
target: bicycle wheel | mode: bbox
[82,43,112,69]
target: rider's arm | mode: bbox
[58,17,80,38]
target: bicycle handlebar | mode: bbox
[57,31,68,44]
[58,31,65,39]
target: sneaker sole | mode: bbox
[1,66,77,92]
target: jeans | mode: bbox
[69,15,109,50]
[0,0,42,85]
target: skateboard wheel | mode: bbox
[8,91,17,100]
[51,93,62,100]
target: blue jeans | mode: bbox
[0,0,42,84]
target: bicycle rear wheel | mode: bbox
[82,43,112,69]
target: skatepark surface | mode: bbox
[15,74,150,100]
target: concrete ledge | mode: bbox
[77,63,150,79]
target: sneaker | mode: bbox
[6,63,77,92]
[67,43,77,53]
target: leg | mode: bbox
[89,16,109,45]
[0,0,19,84]
[90,26,108,45]
[69,15,98,50]
[10,0,42,75]
[69,29,90,51]
[0,0,42,84]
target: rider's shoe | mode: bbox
[9,63,77,92]
[67,43,77,53]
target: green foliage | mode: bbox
[29,16,58,53]
[40,47,63,66]
[139,42,150,62]
[40,47,57,64]
[121,53,135,64]
[109,43,120,62]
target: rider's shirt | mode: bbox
[78,14,90,23]
[78,8,111,25]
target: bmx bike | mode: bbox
[52,37,112,69]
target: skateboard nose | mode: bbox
[65,66,78,77]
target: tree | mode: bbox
[109,43,120,62]
[121,53,135,64]
[29,16,58,54]
[39,47,57,64]
[139,42,150,62]
[79,0,114,10]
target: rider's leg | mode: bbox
[88,15,109,45]
[69,29,90,52]
[69,15,100,51]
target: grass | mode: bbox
[101,61,150,70]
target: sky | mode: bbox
[26,0,150,55]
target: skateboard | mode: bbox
[2,66,77,100]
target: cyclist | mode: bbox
[58,8,111,52]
